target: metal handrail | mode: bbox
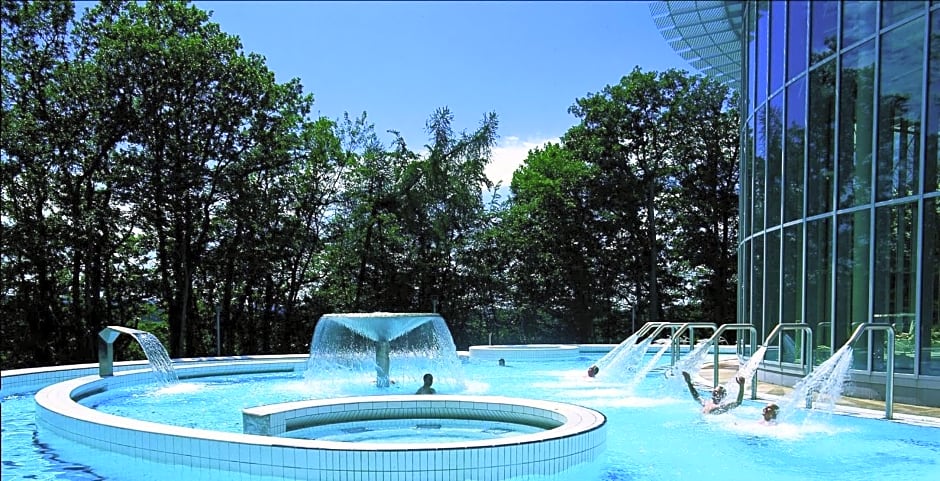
[817,321,831,347]
[704,323,758,398]
[644,323,692,360]
[645,322,690,340]
[844,322,896,419]
[760,323,815,373]
[761,323,815,407]
[669,322,717,365]
[633,321,667,339]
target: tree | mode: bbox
[83,1,296,356]
[670,83,740,324]
[563,67,739,328]
[2,0,77,365]
[320,108,498,335]
[499,142,601,341]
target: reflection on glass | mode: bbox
[785,77,806,221]
[787,0,809,80]
[769,1,785,95]
[808,60,836,216]
[877,19,924,201]
[767,94,783,226]
[742,116,753,236]
[842,0,877,47]
[873,202,919,374]
[739,242,750,329]
[757,2,769,106]
[806,217,833,360]
[782,223,803,327]
[751,234,765,339]
[766,229,781,333]
[754,105,766,233]
[927,12,940,193]
[834,209,870,369]
[882,0,924,28]
[748,1,757,113]
[838,40,876,208]
[921,198,939,376]
[810,0,838,64]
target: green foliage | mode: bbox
[492,68,739,343]
[1,2,739,365]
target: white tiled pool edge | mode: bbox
[29,360,606,481]
[468,344,583,362]
[243,395,606,479]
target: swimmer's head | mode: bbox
[711,385,727,403]
[762,403,780,421]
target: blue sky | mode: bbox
[193,1,693,186]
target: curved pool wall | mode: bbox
[469,344,582,362]
[243,395,605,479]
[20,355,605,481]
[467,343,738,363]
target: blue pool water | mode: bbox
[283,418,543,443]
[3,356,940,481]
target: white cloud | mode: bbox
[485,136,559,187]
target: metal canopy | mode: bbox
[648,1,745,87]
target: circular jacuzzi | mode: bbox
[469,344,582,362]
[36,361,606,481]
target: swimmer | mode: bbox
[415,373,436,394]
[682,371,745,414]
[761,403,780,424]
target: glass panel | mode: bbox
[842,0,878,47]
[926,11,940,193]
[766,229,781,345]
[785,77,806,221]
[782,223,804,326]
[882,0,925,28]
[757,1,769,107]
[752,234,765,340]
[748,1,757,114]
[742,116,753,236]
[921,198,940,375]
[806,216,833,363]
[835,209,871,370]
[787,0,809,81]
[873,202,919,374]
[810,0,838,65]
[767,94,783,226]
[838,40,876,208]
[740,242,751,327]
[807,60,836,216]
[769,0,786,95]
[754,105,766,233]
[877,18,924,201]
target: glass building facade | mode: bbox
[652,1,940,406]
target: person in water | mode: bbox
[587,365,600,378]
[415,373,436,394]
[498,358,506,367]
[761,403,780,424]
[682,371,746,414]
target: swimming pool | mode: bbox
[3,355,939,481]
